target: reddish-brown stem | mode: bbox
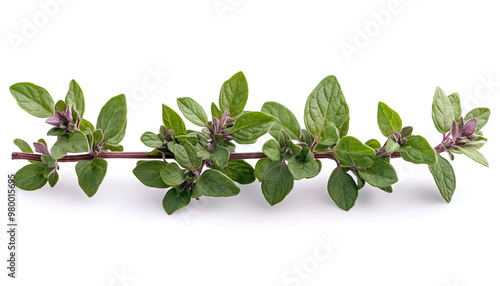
[11,150,402,162]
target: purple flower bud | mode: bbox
[467,134,478,141]
[33,142,50,155]
[462,118,477,137]
[451,121,461,139]
[45,115,63,127]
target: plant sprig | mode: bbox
[11,72,490,214]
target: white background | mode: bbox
[1,1,499,285]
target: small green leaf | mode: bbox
[14,139,33,153]
[65,79,85,117]
[219,71,248,116]
[327,168,358,211]
[10,82,54,118]
[338,116,350,138]
[41,154,56,167]
[256,159,294,205]
[288,158,321,180]
[132,161,169,188]
[140,132,164,148]
[448,93,461,122]
[304,75,349,141]
[262,102,301,140]
[263,139,282,161]
[316,122,339,148]
[37,138,47,147]
[96,94,127,141]
[398,135,436,165]
[210,145,230,169]
[334,136,375,168]
[48,171,59,188]
[14,162,48,190]
[162,104,186,136]
[365,139,381,150]
[377,102,402,137]
[358,157,398,188]
[458,145,489,167]
[80,119,95,133]
[232,112,276,144]
[429,153,456,203]
[75,159,107,197]
[102,143,124,152]
[163,188,191,215]
[432,87,454,133]
[192,169,240,197]
[160,163,185,187]
[50,130,89,159]
[171,141,202,171]
[55,100,67,112]
[177,97,208,127]
[464,108,490,131]
[211,160,255,185]
[211,102,222,119]
[385,137,400,154]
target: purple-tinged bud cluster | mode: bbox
[32,142,58,175]
[45,104,81,133]
[436,117,480,153]
[204,110,235,151]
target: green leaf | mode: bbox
[429,153,456,203]
[377,102,402,137]
[365,139,381,150]
[458,145,489,167]
[448,93,461,122]
[211,160,255,185]
[304,75,349,141]
[80,119,95,132]
[210,145,230,169]
[464,108,490,131]
[288,158,321,180]
[171,141,202,171]
[14,139,33,153]
[232,111,276,144]
[379,186,393,193]
[327,168,358,211]
[262,102,301,140]
[48,171,59,188]
[358,157,398,188]
[102,143,124,152]
[162,104,186,136]
[432,87,454,133]
[398,135,436,165]
[219,71,248,116]
[106,119,127,145]
[316,122,339,149]
[41,154,56,167]
[96,94,127,142]
[338,116,350,138]
[75,159,107,197]
[256,159,294,206]
[192,169,240,197]
[211,102,222,119]
[14,162,48,190]
[37,138,47,147]
[177,97,208,127]
[65,79,85,117]
[263,139,282,161]
[133,161,169,188]
[160,163,185,188]
[385,137,400,154]
[334,136,375,168]
[10,82,54,118]
[54,100,66,112]
[163,188,191,215]
[50,130,89,159]
[140,131,164,148]
[92,129,104,146]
